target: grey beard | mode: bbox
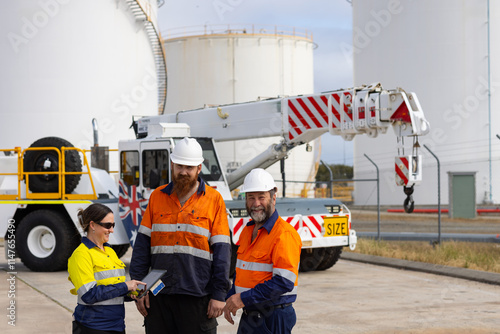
[248,203,272,223]
[250,210,267,223]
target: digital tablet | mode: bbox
[137,269,167,298]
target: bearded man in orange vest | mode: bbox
[223,168,302,334]
[130,137,231,334]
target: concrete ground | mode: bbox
[1,209,499,333]
[1,245,499,334]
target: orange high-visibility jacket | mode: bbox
[228,210,302,308]
[130,178,231,301]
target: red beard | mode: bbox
[172,173,198,198]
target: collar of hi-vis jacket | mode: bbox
[82,237,111,250]
[246,209,279,234]
[161,176,206,196]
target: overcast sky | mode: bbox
[157,0,355,165]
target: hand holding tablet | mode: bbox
[136,269,168,298]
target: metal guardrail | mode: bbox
[0,147,97,201]
[162,24,314,42]
[357,232,500,244]
[275,179,356,201]
[0,147,22,200]
[83,148,119,174]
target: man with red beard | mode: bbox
[130,137,231,334]
[223,168,302,334]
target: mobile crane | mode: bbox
[0,83,429,272]
[119,82,429,272]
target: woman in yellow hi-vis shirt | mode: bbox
[68,203,144,334]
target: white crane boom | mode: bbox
[136,83,430,194]
[137,83,429,145]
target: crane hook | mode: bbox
[403,185,415,213]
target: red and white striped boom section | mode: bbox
[136,83,430,192]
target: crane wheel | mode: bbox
[299,248,326,272]
[315,247,343,271]
[16,210,81,272]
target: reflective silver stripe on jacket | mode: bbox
[210,234,231,245]
[151,245,213,261]
[235,286,251,294]
[153,223,210,238]
[77,281,96,298]
[236,259,273,272]
[94,269,126,281]
[235,285,298,296]
[139,224,152,237]
[236,261,296,283]
[78,296,124,306]
[273,268,297,283]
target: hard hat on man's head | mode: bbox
[170,137,204,166]
[241,168,277,193]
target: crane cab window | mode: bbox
[121,151,140,186]
[142,150,170,189]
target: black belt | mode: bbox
[242,303,293,316]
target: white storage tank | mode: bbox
[0,0,163,153]
[352,0,500,206]
[163,24,317,197]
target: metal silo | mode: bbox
[0,0,165,151]
[163,24,316,197]
[352,0,500,207]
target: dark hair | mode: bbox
[269,188,276,198]
[77,203,113,233]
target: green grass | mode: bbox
[346,239,500,274]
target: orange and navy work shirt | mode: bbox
[130,177,231,301]
[227,210,302,309]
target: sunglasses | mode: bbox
[95,222,115,229]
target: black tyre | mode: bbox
[16,210,81,272]
[24,137,82,194]
[111,244,130,258]
[315,247,343,271]
[299,248,326,272]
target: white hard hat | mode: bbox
[241,168,277,193]
[170,137,204,166]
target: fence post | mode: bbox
[424,144,441,245]
[364,154,380,240]
[280,158,286,198]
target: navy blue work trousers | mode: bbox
[145,294,217,334]
[237,304,296,334]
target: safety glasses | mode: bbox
[95,222,115,229]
